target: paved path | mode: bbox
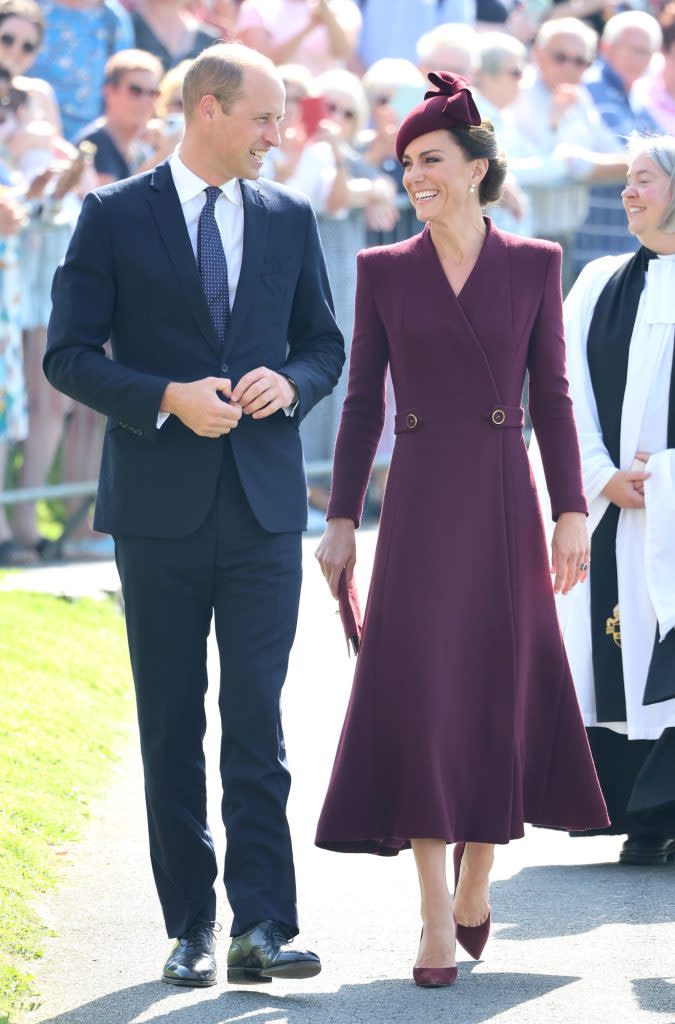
[9,534,675,1024]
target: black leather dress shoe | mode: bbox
[620,834,675,865]
[227,920,321,984]
[162,923,218,987]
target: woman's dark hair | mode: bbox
[0,0,45,45]
[448,119,508,205]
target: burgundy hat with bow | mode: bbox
[395,71,482,164]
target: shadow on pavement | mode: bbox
[632,977,675,1017]
[491,861,675,941]
[33,971,579,1024]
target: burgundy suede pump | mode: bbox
[453,842,491,960]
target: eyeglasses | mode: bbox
[326,101,356,120]
[549,51,591,69]
[0,32,37,54]
[126,82,160,99]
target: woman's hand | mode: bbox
[551,511,590,595]
[0,190,27,234]
[602,466,649,509]
[274,125,307,182]
[315,517,356,599]
[632,451,650,495]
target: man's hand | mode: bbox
[499,179,527,220]
[231,368,296,419]
[550,84,580,130]
[551,511,590,595]
[160,377,242,437]
[602,467,650,509]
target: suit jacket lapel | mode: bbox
[224,179,269,357]
[146,160,221,356]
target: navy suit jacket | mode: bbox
[44,161,344,537]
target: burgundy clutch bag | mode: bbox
[338,571,362,655]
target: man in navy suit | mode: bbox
[44,43,344,987]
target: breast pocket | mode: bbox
[259,271,293,312]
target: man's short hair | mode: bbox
[182,43,278,120]
[535,17,599,61]
[477,32,527,77]
[602,10,662,50]
[104,49,163,88]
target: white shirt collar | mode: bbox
[169,150,242,207]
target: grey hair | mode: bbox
[361,58,425,100]
[535,17,599,61]
[477,32,527,76]
[416,23,480,75]
[602,10,662,49]
[315,68,369,135]
[628,133,675,232]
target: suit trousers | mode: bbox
[115,439,302,938]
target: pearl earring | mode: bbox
[469,184,476,193]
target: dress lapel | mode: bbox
[146,160,221,357]
[422,220,502,400]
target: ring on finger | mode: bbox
[577,562,589,571]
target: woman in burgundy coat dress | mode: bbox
[314,73,610,988]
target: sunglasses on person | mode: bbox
[0,32,37,54]
[126,82,161,98]
[549,51,591,69]
[326,101,356,120]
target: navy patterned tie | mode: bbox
[197,185,230,349]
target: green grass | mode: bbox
[0,592,133,1022]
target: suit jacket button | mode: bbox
[220,363,229,374]
[491,408,506,426]
[406,413,418,430]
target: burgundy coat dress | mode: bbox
[316,219,610,854]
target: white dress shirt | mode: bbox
[169,149,244,303]
[159,151,296,424]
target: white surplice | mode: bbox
[529,252,675,740]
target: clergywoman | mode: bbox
[531,133,675,866]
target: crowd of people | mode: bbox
[0,0,671,564]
